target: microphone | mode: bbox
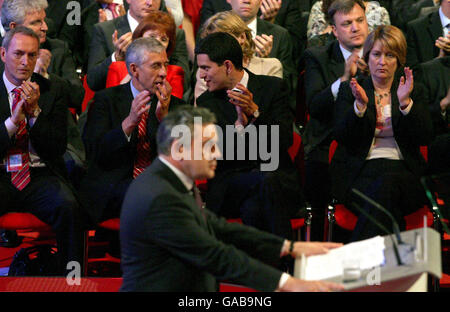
[351,188,415,266]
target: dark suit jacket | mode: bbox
[0,37,84,111]
[302,40,344,162]
[0,73,68,178]
[416,56,450,136]
[389,0,435,31]
[119,157,284,292]
[86,13,190,92]
[330,74,433,201]
[406,9,444,69]
[59,1,103,74]
[198,0,304,60]
[80,82,183,223]
[196,70,298,211]
[42,38,84,111]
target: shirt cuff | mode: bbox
[331,78,341,101]
[354,100,366,117]
[399,99,413,115]
[5,117,18,138]
[278,273,291,291]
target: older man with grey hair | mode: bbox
[79,37,184,227]
[0,0,84,113]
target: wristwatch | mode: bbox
[31,107,42,118]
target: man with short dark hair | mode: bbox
[195,32,303,240]
[80,37,183,225]
[120,105,344,292]
[0,26,83,273]
[301,0,369,241]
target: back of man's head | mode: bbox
[195,32,244,70]
[1,0,48,31]
[157,105,217,156]
[327,0,365,25]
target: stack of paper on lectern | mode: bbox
[300,236,386,281]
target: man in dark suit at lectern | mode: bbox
[119,105,344,292]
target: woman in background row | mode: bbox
[105,10,185,99]
[331,25,433,241]
[195,10,283,102]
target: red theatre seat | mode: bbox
[0,212,52,232]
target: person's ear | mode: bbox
[129,63,138,79]
[9,22,17,29]
[224,60,233,75]
[0,47,6,63]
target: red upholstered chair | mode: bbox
[326,142,436,241]
[85,218,121,276]
[0,212,52,232]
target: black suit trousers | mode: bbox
[0,167,84,274]
[346,159,428,242]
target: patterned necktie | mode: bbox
[133,111,151,178]
[192,185,204,210]
[10,88,31,190]
[107,3,119,19]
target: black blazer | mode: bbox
[79,82,184,223]
[0,73,68,178]
[302,40,345,162]
[406,9,444,69]
[86,13,190,92]
[198,0,304,59]
[416,56,450,136]
[196,71,298,212]
[119,157,284,292]
[330,74,434,201]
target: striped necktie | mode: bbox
[10,88,31,190]
[133,111,151,178]
[107,3,119,19]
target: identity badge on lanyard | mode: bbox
[6,149,24,172]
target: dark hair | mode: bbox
[157,105,217,156]
[1,26,40,50]
[328,0,366,25]
[132,10,176,57]
[194,32,244,70]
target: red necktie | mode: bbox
[107,3,119,19]
[133,111,151,178]
[10,88,31,191]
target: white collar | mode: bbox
[339,44,363,61]
[439,6,450,33]
[158,156,194,191]
[3,71,31,93]
[236,70,249,89]
[127,10,140,33]
[247,17,258,39]
[0,23,5,37]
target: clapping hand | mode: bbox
[259,0,282,23]
[254,34,273,58]
[112,30,132,61]
[397,67,414,107]
[350,78,369,111]
[155,79,172,121]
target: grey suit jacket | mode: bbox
[86,14,190,92]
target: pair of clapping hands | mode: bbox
[11,81,41,126]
